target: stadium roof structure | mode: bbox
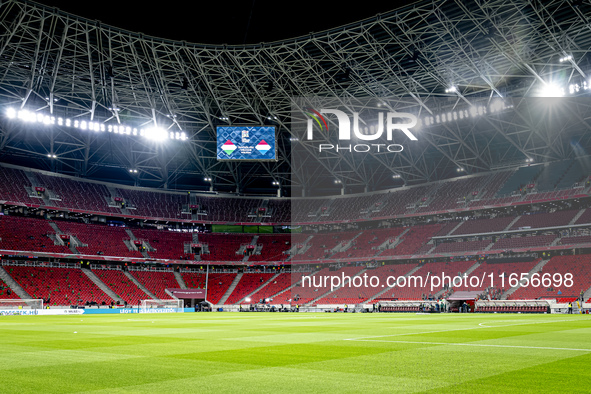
[1,0,591,196]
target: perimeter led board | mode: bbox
[217,126,276,161]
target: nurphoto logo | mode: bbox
[304,107,418,153]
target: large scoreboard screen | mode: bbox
[216,126,276,161]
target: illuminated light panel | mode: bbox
[538,83,565,97]
[420,101,512,129]
[3,108,188,142]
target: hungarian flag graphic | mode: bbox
[222,140,236,155]
[256,140,270,154]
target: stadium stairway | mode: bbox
[377,228,410,254]
[138,238,156,258]
[267,268,323,303]
[422,242,437,255]
[123,271,159,300]
[217,272,243,305]
[124,228,137,241]
[365,264,422,303]
[306,268,367,306]
[68,234,89,254]
[483,242,495,252]
[0,266,31,299]
[81,268,123,303]
[503,216,521,231]
[288,237,314,259]
[49,222,89,254]
[47,233,66,248]
[47,221,69,249]
[235,272,281,304]
[125,229,155,258]
[328,231,364,256]
[122,228,142,254]
[24,171,52,206]
[47,221,62,235]
[122,239,138,253]
[583,286,591,305]
[173,271,187,289]
[446,221,466,236]
[463,261,483,276]
[360,193,391,220]
[434,261,482,299]
[502,259,549,299]
[241,235,259,262]
[569,209,586,225]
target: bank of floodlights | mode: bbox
[4,107,188,142]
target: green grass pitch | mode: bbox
[1,312,590,393]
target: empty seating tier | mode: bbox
[128,270,179,300]
[92,268,147,305]
[7,265,114,306]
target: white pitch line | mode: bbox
[345,317,591,341]
[477,317,591,328]
[345,339,591,352]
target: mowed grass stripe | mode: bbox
[349,339,591,352]
[1,357,264,393]
[168,342,396,367]
[427,352,591,393]
[82,366,442,394]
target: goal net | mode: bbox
[0,299,43,310]
[140,299,183,313]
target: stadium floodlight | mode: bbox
[568,81,589,95]
[489,99,506,113]
[4,107,187,142]
[445,85,458,93]
[538,82,565,97]
[559,55,573,63]
[422,102,511,129]
[143,127,168,142]
[12,108,36,122]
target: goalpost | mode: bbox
[0,299,43,310]
[139,299,184,314]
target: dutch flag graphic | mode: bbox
[256,140,270,155]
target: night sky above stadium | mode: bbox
[35,0,402,44]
